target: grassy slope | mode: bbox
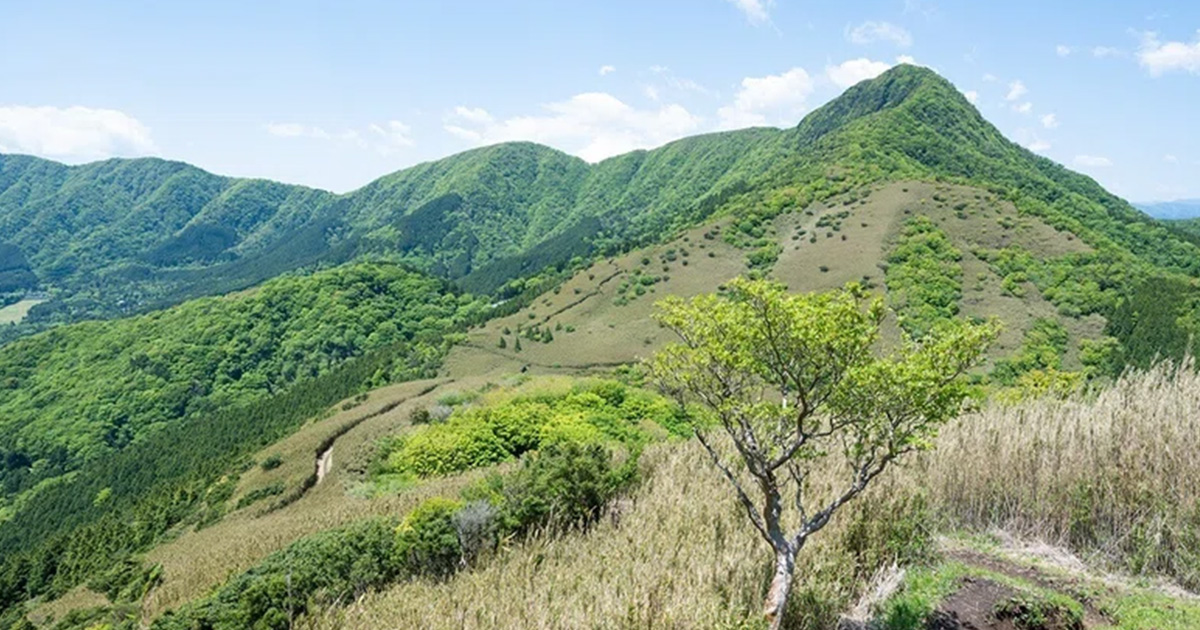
[449,180,1103,378]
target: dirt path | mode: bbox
[316,445,333,483]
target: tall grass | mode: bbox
[922,360,1200,588]
[307,441,932,630]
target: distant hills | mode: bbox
[1136,199,1200,220]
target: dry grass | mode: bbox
[136,362,1200,628]
[921,361,1200,588]
[306,440,926,630]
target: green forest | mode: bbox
[0,262,483,506]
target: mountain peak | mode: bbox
[792,64,972,146]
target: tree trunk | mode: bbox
[763,547,796,630]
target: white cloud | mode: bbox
[1137,30,1200,75]
[1005,80,1028,101]
[1056,45,1073,57]
[982,73,999,82]
[0,105,156,161]
[725,0,772,25]
[826,58,892,89]
[643,85,660,101]
[846,21,913,48]
[1164,154,1179,163]
[1074,154,1113,167]
[267,119,413,155]
[1015,128,1050,153]
[265,122,359,142]
[718,67,815,129]
[599,65,616,76]
[664,75,715,96]
[1092,46,1123,58]
[1041,113,1058,128]
[1027,139,1052,153]
[368,120,414,155]
[963,90,979,104]
[896,55,917,65]
[451,106,493,126]
[444,92,702,162]
[1012,101,1033,114]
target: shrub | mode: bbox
[259,454,283,471]
[388,421,511,477]
[500,441,617,535]
[396,498,463,578]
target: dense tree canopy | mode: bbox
[0,262,483,502]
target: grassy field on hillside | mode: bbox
[449,180,1105,380]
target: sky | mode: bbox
[1,1,1198,202]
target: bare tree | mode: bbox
[647,278,995,628]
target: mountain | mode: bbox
[0,130,779,337]
[1137,199,1200,219]
[5,65,1200,628]
[3,66,1196,344]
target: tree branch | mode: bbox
[694,428,772,546]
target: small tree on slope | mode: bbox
[647,278,995,629]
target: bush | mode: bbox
[259,454,283,471]
[387,421,511,477]
[500,441,617,534]
[396,498,463,578]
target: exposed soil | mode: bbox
[928,549,1112,629]
[927,577,1023,629]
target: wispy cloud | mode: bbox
[1005,80,1027,101]
[724,0,772,26]
[598,65,616,76]
[1075,154,1113,167]
[1041,113,1058,129]
[265,119,414,155]
[846,21,913,48]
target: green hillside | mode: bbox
[0,262,482,511]
[5,65,1200,629]
[3,67,1197,350]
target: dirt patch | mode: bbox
[928,577,1088,630]
[929,577,1022,629]
[939,549,1110,629]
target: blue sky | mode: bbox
[1,1,1197,202]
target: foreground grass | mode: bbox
[921,360,1200,589]
[306,440,931,630]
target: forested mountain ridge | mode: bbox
[2,66,1195,344]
